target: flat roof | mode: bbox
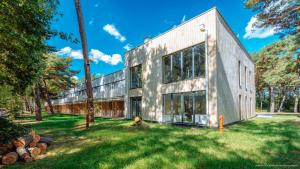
[125,7,254,63]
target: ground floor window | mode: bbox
[163,91,206,124]
[130,97,142,118]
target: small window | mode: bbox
[130,64,142,89]
[238,61,241,88]
[249,71,252,92]
[245,66,247,90]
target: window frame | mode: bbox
[162,43,205,84]
[162,90,206,124]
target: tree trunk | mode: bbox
[278,88,286,112]
[43,79,55,114]
[74,0,94,127]
[259,91,263,111]
[269,86,275,113]
[294,87,299,113]
[33,84,42,121]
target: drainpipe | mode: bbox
[200,24,209,125]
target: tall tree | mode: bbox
[253,34,299,112]
[74,0,94,128]
[40,54,79,114]
[245,0,300,36]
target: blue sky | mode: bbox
[48,0,279,80]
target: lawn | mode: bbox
[5,114,300,169]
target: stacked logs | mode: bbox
[0,131,53,167]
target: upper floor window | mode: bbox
[249,71,252,92]
[130,64,142,89]
[245,66,247,90]
[238,60,241,88]
[162,43,205,84]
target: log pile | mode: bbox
[0,131,53,167]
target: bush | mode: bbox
[0,117,30,144]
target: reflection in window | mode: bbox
[162,91,206,124]
[172,52,181,82]
[163,94,172,115]
[173,93,182,122]
[162,56,171,83]
[183,93,193,123]
[194,44,205,77]
[194,91,206,114]
[183,48,193,79]
[130,65,142,89]
[162,43,205,84]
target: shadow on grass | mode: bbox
[7,115,300,169]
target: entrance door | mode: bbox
[131,97,142,118]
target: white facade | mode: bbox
[125,7,255,127]
[51,70,125,105]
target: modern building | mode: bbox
[49,70,125,117]
[124,7,255,127]
[49,7,255,127]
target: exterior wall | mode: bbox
[125,8,218,125]
[49,100,124,117]
[215,11,256,125]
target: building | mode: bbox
[49,7,255,127]
[124,7,255,127]
[49,70,125,117]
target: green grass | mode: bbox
[5,114,300,169]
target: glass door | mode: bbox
[131,97,142,118]
[183,93,193,123]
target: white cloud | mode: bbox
[55,47,72,55]
[243,16,277,39]
[103,24,126,42]
[70,50,83,59]
[72,76,79,80]
[55,47,122,65]
[55,47,83,59]
[110,54,122,65]
[89,49,122,65]
[123,44,132,51]
[89,18,94,25]
[181,15,186,23]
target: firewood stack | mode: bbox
[0,130,53,167]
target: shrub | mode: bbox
[0,117,30,144]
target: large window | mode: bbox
[172,52,182,81]
[194,91,206,115]
[130,64,142,89]
[162,91,206,124]
[194,44,205,77]
[183,48,193,79]
[162,43,205,83]
[162,56,171,83]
